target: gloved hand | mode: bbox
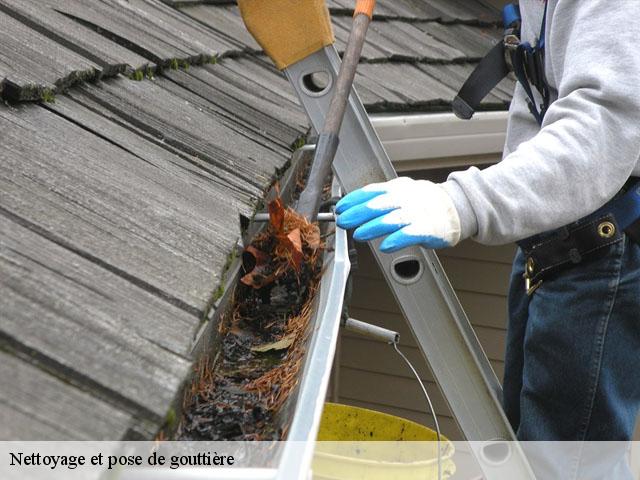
[335,177,462,253]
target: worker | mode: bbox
[336,0,640,474]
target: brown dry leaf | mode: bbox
[240,267,276,289]
[251,333,296,353]
[268,197,285,234]
[266,200,324,270]
[240,245,276,289]
[285,228,303,269]
[304,224,321,251]
[229,325,250,339]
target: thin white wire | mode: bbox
[393,342,442,480]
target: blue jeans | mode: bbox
[503,222,640,476]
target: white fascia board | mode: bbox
[370,111,509,170]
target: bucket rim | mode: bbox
[314,443,455,469]
[317,403,455,467]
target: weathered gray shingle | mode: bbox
[0,0,149,77]
[0,0,236,100]
[1,217,194,438]
[328,0,499,23]
[0,9,100,101]
[180,4,262,52]
[178,1,509,112]
[0,351,135,440]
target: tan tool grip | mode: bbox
[237,0,335,70]
[354,0,376,18]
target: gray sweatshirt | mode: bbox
[442,0,640,245]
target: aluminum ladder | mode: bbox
[284,46,537,480]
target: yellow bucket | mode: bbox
[313,403,455,480]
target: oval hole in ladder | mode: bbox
[391,256,423,284]
[480,441,511,466]
[301,71,332,96]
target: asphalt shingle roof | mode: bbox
[0,0,511,440]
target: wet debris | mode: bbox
[177,197,324,441]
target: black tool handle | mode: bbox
[297,9,373,221]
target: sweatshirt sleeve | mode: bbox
[443,0,640,245]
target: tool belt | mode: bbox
[517,178,640,296]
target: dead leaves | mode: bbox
[251,333,296,353]
[178,188,326,441]
[245,288,316,411]
[240,245,275,289]
[304,226,321,251]
[237,195,325,411]
[282,228,304,270]
[270,197,323,267]
[268,196,286,232]
[241,196,323,289]
[269,197,303,271]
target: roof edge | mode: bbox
[371,111,508,170]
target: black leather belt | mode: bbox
[517,213,624,296]
[516,177,640,296]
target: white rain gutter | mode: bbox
[119,182,350,480]
[370,111,509,172]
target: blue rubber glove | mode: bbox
[336,177,461,253]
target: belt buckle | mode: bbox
[503,34,519,71]
[523,256,542,296]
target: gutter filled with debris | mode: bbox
[125,153,350,479]
[177,191,326,442]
